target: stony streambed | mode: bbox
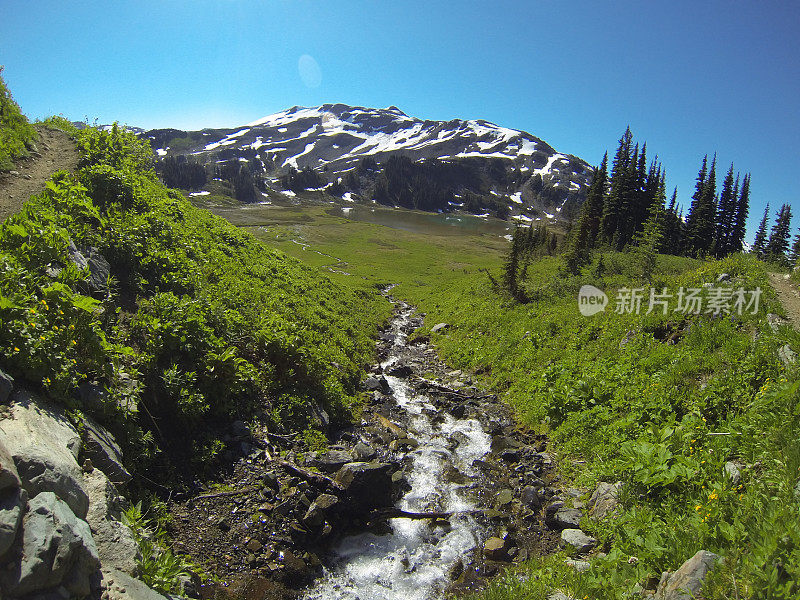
[168,293,579,600]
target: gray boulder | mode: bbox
[778,344,797,369]
[86,249,111,294]
[588,481,622,520]
[548,507,583,529]
[68,242,110,295]
[84,468,139,575]
[3,491,100,598]
[302,493,339,528]
[101,568,173,600]
[310,450,354,473]
[723,461,742,486]
[335,462,394,511]
[560,528,596,554]
[81,415,132,485]
[0,487,26,560]
[655,550,720,600]
[0,390,89,518]
[353,442,377,461]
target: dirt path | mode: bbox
[0,126,80,222]
[767,271,800,329]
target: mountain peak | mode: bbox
[145,104,594,222]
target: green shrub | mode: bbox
[0,68,38,171]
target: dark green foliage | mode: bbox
[684,155,718,257]
[789,231,800,266]
[764,203,793,265]
[0,123,383,482]
[711,164,737,257]
[158,155,207,191]
[563,152,607,273]
[280,166,326,193]
[0,68,38,171]
[660,187,684,255]
[599,127,633,247]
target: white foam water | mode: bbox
[302,302,491,600]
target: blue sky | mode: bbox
[1,0,798,240]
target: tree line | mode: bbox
[561,126,767,274]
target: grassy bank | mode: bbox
[0,123,388,485]
[238,206,799,598]
[0,69,38,171]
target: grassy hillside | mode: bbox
[0,69,38,170]
[0,121,387,483]
[239,207,800,599]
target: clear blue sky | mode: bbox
[1,0,798,241]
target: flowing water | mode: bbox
[303,301,492,600]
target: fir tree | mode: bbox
[599,127,633,247]
[789,230,800,266]
[684,154,717,256]
[752,203,770,256]
[730,173,749,253]
[632,196,665,281]
[562,153,608,274]
[765,204,793,265]
[711,164,737,257]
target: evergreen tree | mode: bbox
[730,173,749,253]
[789,230,800,266]
[661,187,683,255]
[764,204,793,265]
[711,164,737,257]
[562,153,608,274]
[752,203,770,256]
[684,155,717,256]
[632,196,665,281]
[599,127,633,247]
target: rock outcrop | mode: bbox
[654,550,720,600]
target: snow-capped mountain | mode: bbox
[143,104,594,222]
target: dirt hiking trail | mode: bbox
[0,126,79,222]
[768,271,800,330]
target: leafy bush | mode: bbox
[0,68,38,171]
[0,121,385,482]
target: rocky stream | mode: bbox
[165,292,596,600]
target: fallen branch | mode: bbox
[188,486,261,505]
[371,507,485,520]
[275,459,344,491]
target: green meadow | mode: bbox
[202,199,800,600]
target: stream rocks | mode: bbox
[165,295,575,599]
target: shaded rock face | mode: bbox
[1,491,100,598]
[334,462,394,511]
[655,550,720,600]
[0,439,21,492]
[0,368,13,404]
[81,415,132,485]
[0,487,26,560]
[0,390,89,519]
